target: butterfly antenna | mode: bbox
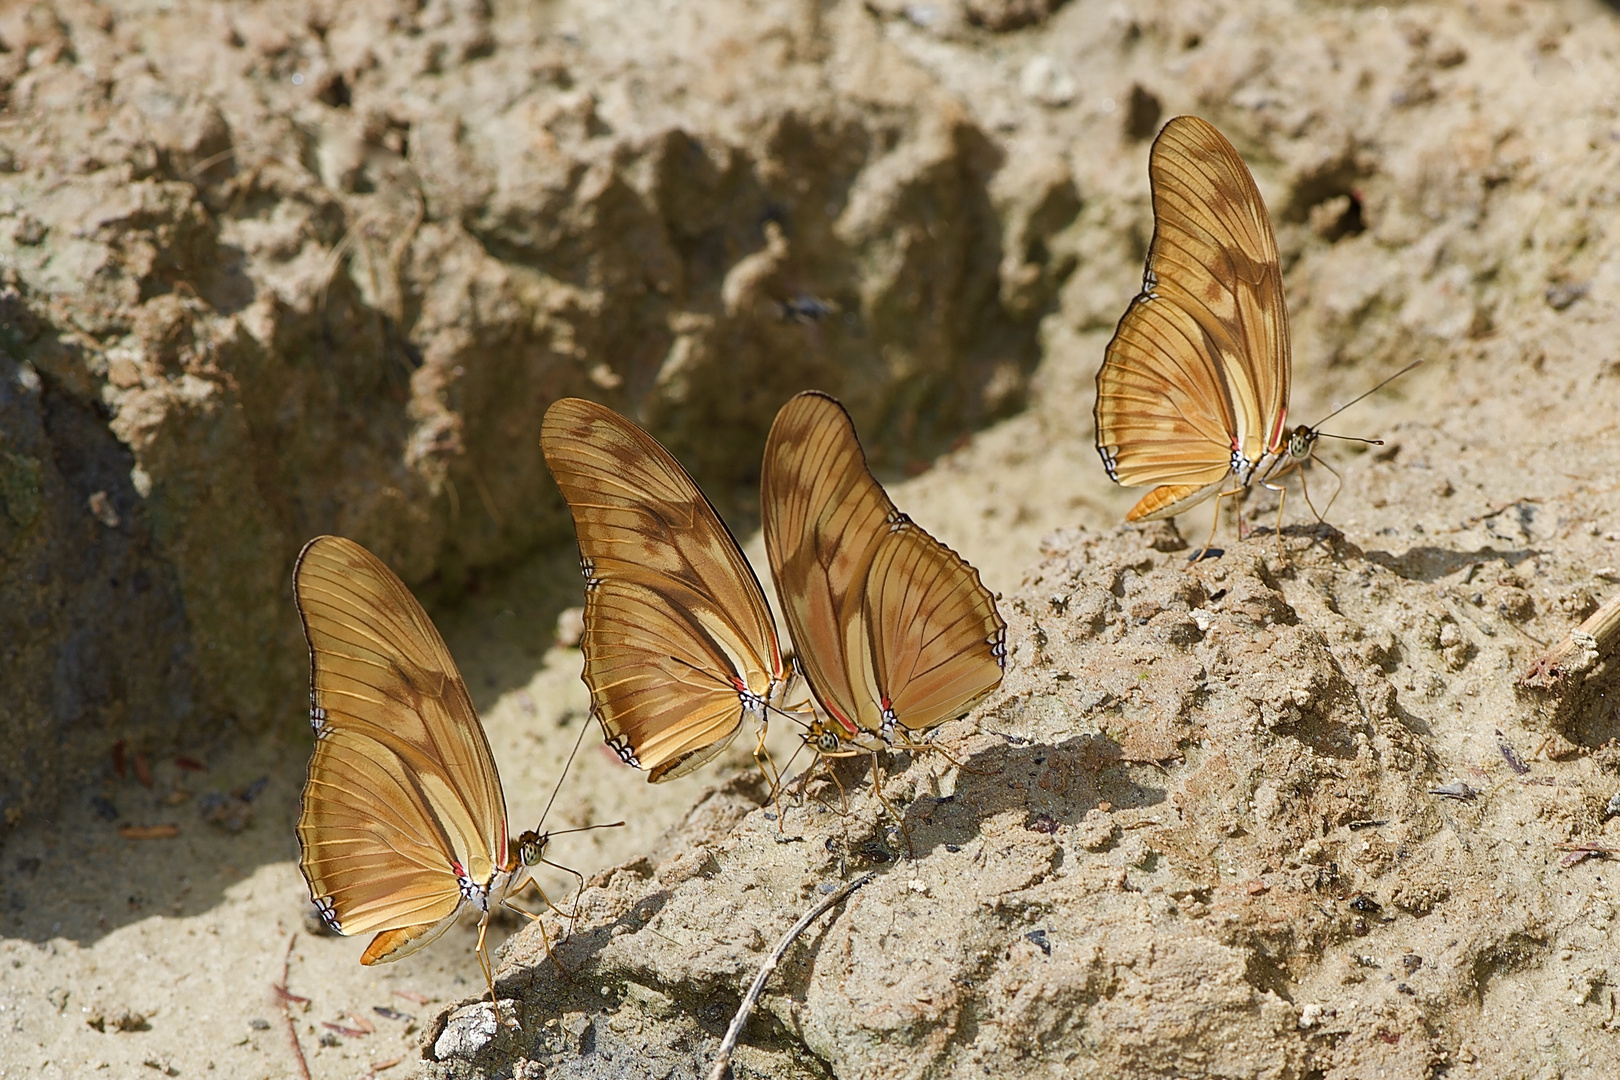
[541,821,627,838]
[1310,359,1423,429]
[764,701,819,728]
[535,711,593,834]
[535,855,589,922]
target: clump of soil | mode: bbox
[430,527,1620,1079]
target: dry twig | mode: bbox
[274,933,312,1080]
[1522,590,1620,688]
[705,873,875,1080]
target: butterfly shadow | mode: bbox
[895,733,1170,858]
[489,872,673,994]
[1362,544,1542,584]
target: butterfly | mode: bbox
[1095,116,1414,555]
[1094,114,1310,538]
[294,535,564,1018]
[540,398,790,783]
[760,391,1006,755]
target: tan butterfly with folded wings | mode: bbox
[295,536,587,1019]
[540,398,791,783]
[1095,115,1413,554]
[761,391,1006,756]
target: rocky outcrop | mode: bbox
[0,0,1076,833]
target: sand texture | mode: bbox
[5,0,1620,1078]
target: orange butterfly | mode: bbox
[294,536,575,1018]
[1095,115,1410,553]
[761,391,1005,754]
[541,398,790,782]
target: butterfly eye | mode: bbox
[516,830,547,866]
[817,730,842,753]
[1288,426,1317,460]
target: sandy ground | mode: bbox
[0,433,1097,1080]
[0,377,1113,1080]
[6,0,1620,1077]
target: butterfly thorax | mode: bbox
[878,700,898,745]
[1245,424,1318,488]
[735,678,772,723]
[466,829,544,910]
[452,863,491,911]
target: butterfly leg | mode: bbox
[1191,486,1240,562]
[500,898,575,980]
[1267,480,1288,560]
[826,757,853,816]
[532,860,589,930]
[783,751,820,807]
[1300,455,1345,532]
[864,750,916,860]
[473,916,511,1028]
[893,732,994,778]
[751,723,787,831]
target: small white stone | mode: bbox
[433,1002,499,1059]
[1298,1003,1323,1029]
[908,879,929,895]
[1019,56,1077,108]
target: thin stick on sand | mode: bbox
[273,933,313,1080]
[705,873,875,1080]
[1522,590,1620,689]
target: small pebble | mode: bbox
[1429,780,1478,801]
[433,1002,499,1059]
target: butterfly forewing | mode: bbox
[1095,115,1291,518]
[294,536,507,944]
[761,392,897,734]
[541,398,785,780]
[762,391,1004,739]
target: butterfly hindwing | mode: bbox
[582,573,760,780]
[762,391,1004,739]
[863,521,1006,730]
